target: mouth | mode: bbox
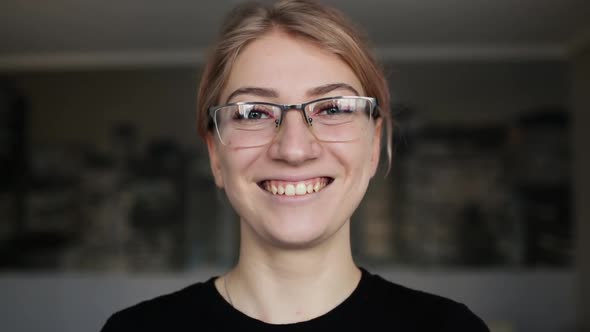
[258,177,334,196]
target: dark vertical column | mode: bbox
[573,44,590,332]
[0,81,29,265]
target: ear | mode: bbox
[206,134,224,189]
[369,118,383,178]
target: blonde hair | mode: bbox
[196,0,392,169]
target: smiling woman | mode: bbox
[100,1,489,331]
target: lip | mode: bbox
[256,174,333,182]
[257,176,334,185]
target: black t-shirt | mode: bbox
[100,268,489,331]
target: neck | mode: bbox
[224,220,361,324]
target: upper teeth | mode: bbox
[264,179,328,196]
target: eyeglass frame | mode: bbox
[207,95,379,145]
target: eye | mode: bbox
[246,109,269,119]
[321,105,341,115]
[315,102,352,116]
[232,104,275,120]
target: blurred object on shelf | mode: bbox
[352,102,572,268]
[507,108,572,266]
[0,86,574,271]
[398,123,515,266]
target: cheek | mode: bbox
[218,147,264,185]
[332,140,374,176]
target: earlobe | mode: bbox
[206,134,224,189]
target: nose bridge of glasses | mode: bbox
[276,104,312,127]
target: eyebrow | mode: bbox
[306,83,360,97]
[225,87,279,103]
[224,82,360,104]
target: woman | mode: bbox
[101,0,489,330]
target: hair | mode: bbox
[196,0,393,172]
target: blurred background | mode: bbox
[0,0,588,331]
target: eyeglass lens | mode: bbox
[213,97,373,147]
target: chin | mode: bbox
[267,232,329,250]
[259,214,346,250]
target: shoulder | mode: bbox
[100,278,216,332]
[361,269,490,331]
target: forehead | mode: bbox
[220,30,364,103]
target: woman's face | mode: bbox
[207,29,382,249]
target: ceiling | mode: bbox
[1,0,589,70]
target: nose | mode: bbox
[267,109,321,165]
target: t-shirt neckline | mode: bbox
[206,267,371,328]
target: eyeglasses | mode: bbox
[209,96,378,148]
